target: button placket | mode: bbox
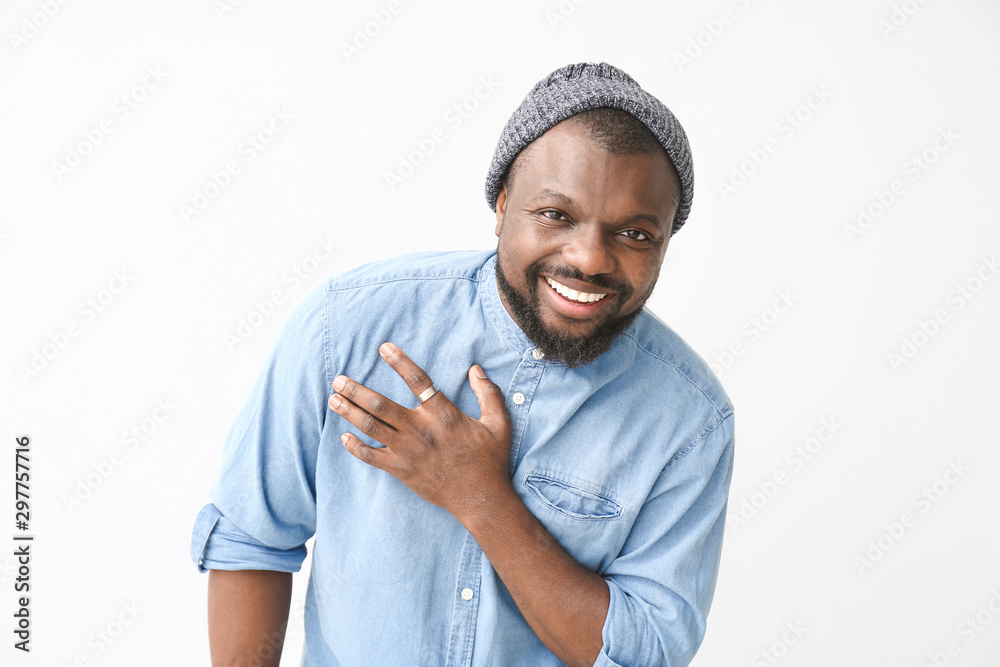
[444,534,483,667]
[505,355,544,477]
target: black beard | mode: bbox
[495,256,646,368]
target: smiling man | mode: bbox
[192,62,735,667]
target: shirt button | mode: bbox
[512,392,525,405]
[461,587,474,601]
[532,348,544,360]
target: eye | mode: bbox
[621,229,651,242]
[540,209,567,221]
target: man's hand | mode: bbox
[328,342,513,523]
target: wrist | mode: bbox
[452,477,519,532]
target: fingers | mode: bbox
[379,342,445,407]
[328,379,399,447]
[340,432,393,470]
[330,374,404,426]
[330,379,398,468]
[468,364,511,437]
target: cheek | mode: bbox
[498,224,540,275]
[627,257,663,300]
[497,233,527,288]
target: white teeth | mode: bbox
[545,277,608,304]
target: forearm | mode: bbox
[207,569,293,667]
[461,484,609,667]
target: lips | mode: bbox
[538,275,617,321]
[544,276,609,303]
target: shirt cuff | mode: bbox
[595,580,632,667]
[190,503,308,574]
[596,578,699,667]
[593,648,626,667]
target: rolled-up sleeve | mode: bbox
[190,282,330,573]
[191,503,308,573]
[596,411,736,667]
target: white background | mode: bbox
[2,0,999,665]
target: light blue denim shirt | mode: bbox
[191,250,735,667]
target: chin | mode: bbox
[496,252,643,368]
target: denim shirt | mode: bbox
[190,250,735,667]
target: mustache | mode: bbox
[528,262,633,299]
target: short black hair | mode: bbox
[500,107,674,203]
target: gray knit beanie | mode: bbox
[485,62,694,236]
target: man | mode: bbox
[192,62,735,667]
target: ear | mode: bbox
[494,183,508,237]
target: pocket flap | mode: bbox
[524,474,623,520]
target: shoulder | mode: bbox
[622,308,734,423]
[324,250,494,293]
[274,251,493,340]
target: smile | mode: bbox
[544,277,609,304]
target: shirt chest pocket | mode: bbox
[518,471,628,573]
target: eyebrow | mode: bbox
[530,188,665,230]
[532,188,575,206]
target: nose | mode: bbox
[561,224,615,278]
